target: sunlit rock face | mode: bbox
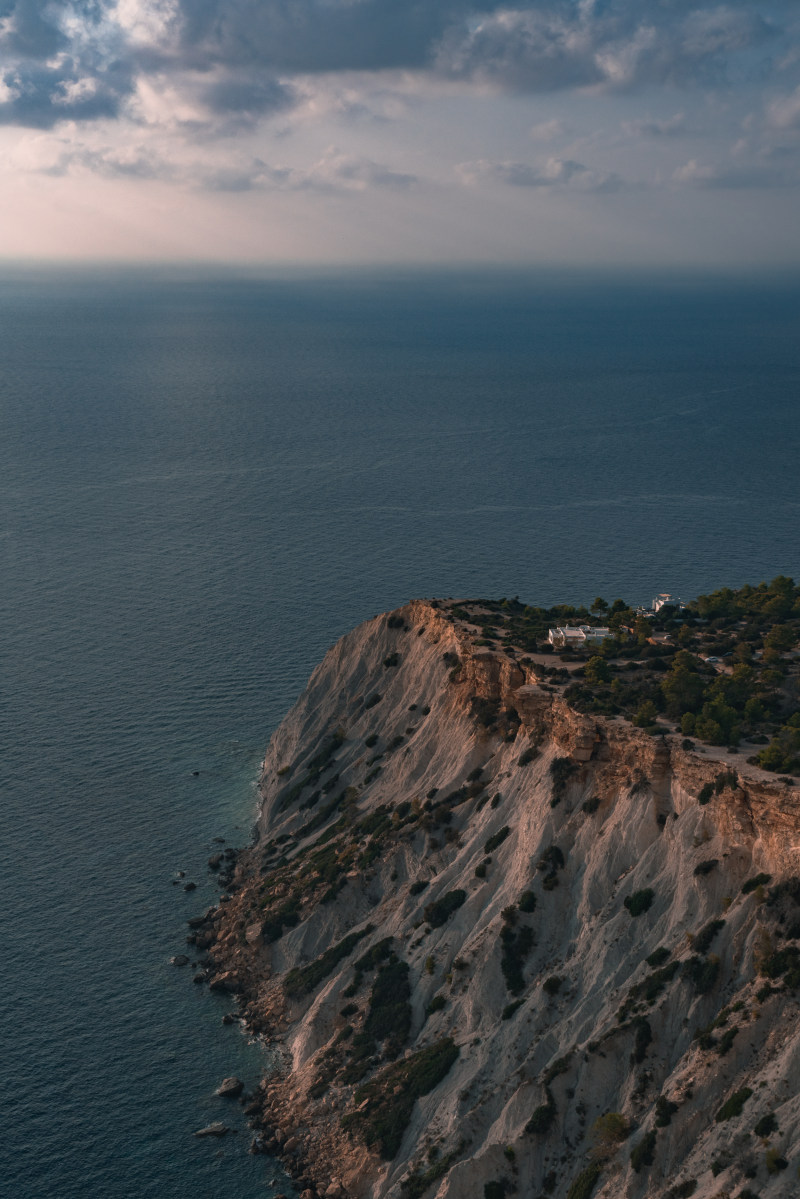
[204,600,800,1199]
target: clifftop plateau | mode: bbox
[191,596,800,1199]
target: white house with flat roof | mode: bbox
[548,625,611,648]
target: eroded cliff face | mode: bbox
[196,601,800,1199]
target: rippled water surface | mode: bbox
[2,268,799,1198]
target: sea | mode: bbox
[2,267,799,1199]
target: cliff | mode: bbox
[193,600,800,1199]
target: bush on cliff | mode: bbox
[424,890,466,927]
[341,1038,459,1159]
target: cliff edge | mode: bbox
[193,599,800,1199]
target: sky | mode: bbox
[1,0,800,266]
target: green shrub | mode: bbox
[484,1183,506,1199]
[630,1130,657,1173]
[409,880,429,896]
[427,994,446,1016]
[518,890,537,913]
[591,1112,628,1158]
[550,757,578,804]
[646,947,670,968]
[566,1162,601,1199]
[401,1147,462,1199]
[475,861,488,879]
[543,975,563,996]
[502,1000,523,1020]
[716,1026,738,1056]
[526,1099,556,1134]
[484,826,510,854]
[742,872,773,895]
[765,1147,788,1173]
[683,954,720,994]
[758,945,800,980]
[285,925,373,998]
[383,652,400,668]
[698,782,714,805]
[624,888,654,917]
[501,924,534,995]
[754,1112,778,1137]
[518,747,539,766]
[582,796,600,814]
[655,1096,677,1127]
[631,1016,652,1063]
[715,1087,753,1122]
[692,918,725,955]
[693,858,718,876]
[424,890,466,927]
[490,792,503,809]
[665,1182,696,1198]
[341,1038,459,1160]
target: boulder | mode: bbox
[216,1076,244,1098]
[194,1122,230,1138]
[170,954,190,967]
[208,854,223,870]
[209,971,241,993]
[183,882,197,891]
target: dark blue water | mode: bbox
[2,268,799,1198]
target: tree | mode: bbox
[585,656,611,685]
[591,597,609,614]
[661,651,705,718]
[591,1112,629,1159]
[634,700,658,728]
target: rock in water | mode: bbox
[194,1122,230,1138]
[170,954,189,967]
[216,1076,244,1098]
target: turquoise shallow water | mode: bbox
[1,268,799,1198]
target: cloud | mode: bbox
[767,85,800,130]
[435,2,782,94]
[623,112,689,137]
[0,0,794,133]
[672,157,794,188]
[458,154,624,192]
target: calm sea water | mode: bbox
[2,268,799,1199]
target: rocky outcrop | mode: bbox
[202,600,800,1199]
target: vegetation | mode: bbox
[565,1162,601,1199]
[692,918,725,955]
[446,579,800,769]
[715,1087,753,1122]
[518,890,537,913]
[646,947,670,968]
[550,757,578,805]
[655,1096,678,1127]
[630,1130,657,1172]
[424,890,467,927]
[526,1097,556,1134]
[500,921,535,995]
[590,1112,628,1158]
[341,1038,459,1159]
[401,1145,463,1199]
[742,872,773,895]
[624,888,654,917]
[484,826,510,854]
[754,1113,778,1137]
[285,925,373,998]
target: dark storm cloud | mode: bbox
[171,0,481,73]
[1,1,798,128]
[0,61,133,128]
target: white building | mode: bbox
[652,593,686,613]
[548,625,611,648]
